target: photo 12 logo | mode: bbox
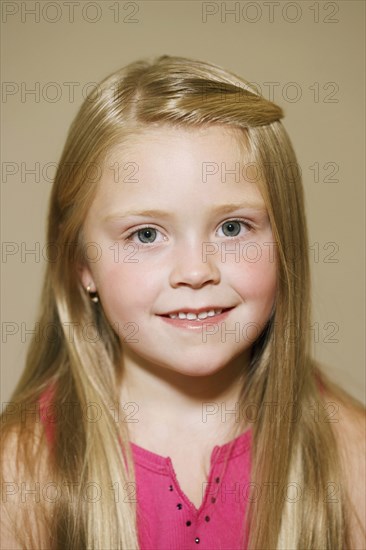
[201,2,340,25]
[1,1,140,24]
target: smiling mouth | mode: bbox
[159,307,234,321]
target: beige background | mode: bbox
[1,1,365,404]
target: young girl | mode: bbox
[1,55,365,549]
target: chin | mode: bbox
[166,356,234,377]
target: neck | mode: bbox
[117,347,251,445]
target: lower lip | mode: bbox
[157,308,234,331]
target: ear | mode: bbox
[77,263,97,293]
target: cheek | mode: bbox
[94,259,160,315]
[228,244,277,303]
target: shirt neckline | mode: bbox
[129,426,252,472]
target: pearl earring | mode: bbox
[86,284,99,303]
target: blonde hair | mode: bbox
[1,54,362,548]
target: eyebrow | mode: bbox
[104,203,267,222]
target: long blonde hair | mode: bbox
[1,54,362,548]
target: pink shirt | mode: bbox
[39,386,252,549]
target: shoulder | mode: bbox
[0,421,53,549]
[322,385,366,548]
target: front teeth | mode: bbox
[169,309,223,320]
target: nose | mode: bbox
[169,240,221,289]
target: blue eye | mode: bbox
[124,226,167,246]
[220,220,242,237]
[128,227,158,244]
[218,219,252,238]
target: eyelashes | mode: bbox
[124,219,254,247]
[218,220,253,238]
[125,226,163,246]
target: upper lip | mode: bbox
[158,306,234,316]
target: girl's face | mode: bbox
[79,125,277,376]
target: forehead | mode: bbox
[106,124,250,163]
[93,124,265,210]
